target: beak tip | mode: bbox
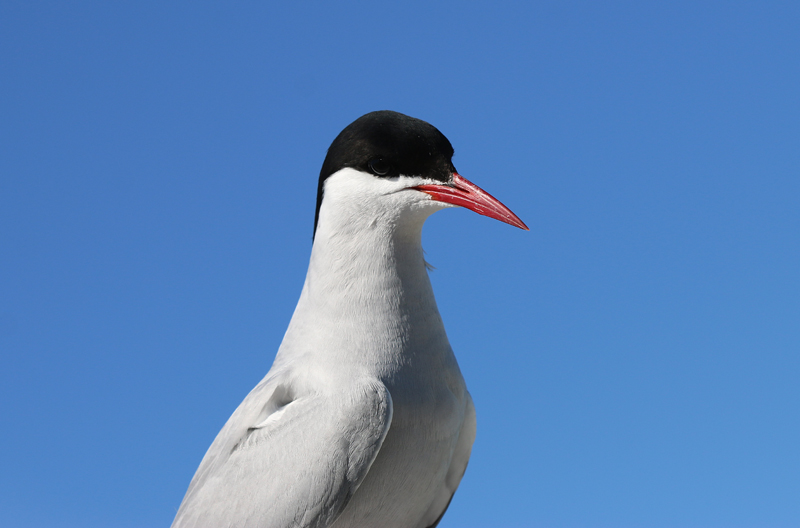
[510,218,530,231]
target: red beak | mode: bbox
[415,174,529,231]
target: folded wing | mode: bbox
[172,378,393,528]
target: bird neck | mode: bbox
[275,207,451,376]
[306,209,437,328]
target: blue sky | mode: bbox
[1,2,798,527]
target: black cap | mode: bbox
[314,111,456,237]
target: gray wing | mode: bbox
[172,377,393,528]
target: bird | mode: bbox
[171,110,528,528]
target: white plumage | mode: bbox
[171,111,525,528]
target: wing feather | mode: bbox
[172,378,393,528]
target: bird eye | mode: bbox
[368,158,391,176]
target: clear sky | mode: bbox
[1,2,798,527]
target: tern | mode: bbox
[172,110,528,528]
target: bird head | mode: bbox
[314,111,528,240]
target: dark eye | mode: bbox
[368,158,391,176]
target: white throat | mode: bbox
[273,169,454,381]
